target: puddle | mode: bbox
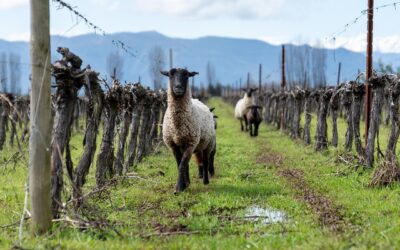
[244,206,287,224]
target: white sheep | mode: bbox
[193,106,217,179]
[234,88,258,131]
[161,68,216,192]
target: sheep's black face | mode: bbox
[242,88,258,97]
[161,68,198,98]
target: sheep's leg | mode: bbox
[249,123,252,136]
[185,165,190,185]
[172,145,183,168]
[240,118,244,131]
[172,145,184,185]
[198,165,204,178]
[208,147,216,177]
[202,149,210,185]
[195,151,204,178]
[244,116,249,131]
[255,122,260,137]
[176,147,193,192]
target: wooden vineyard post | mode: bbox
[365,0,374,145]
[29,0,52,234]
[280,45,286,130]
[337,62,342,86]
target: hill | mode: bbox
[0,31,398,92]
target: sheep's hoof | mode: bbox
[203,179,209,185]
[175,181,188,193]
[198,166,204,178]
[185,173,190,185]
[175,186,186,193]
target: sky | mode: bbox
[1,0,400,53]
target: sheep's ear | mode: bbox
[210,107,215,112]
[160,70,169,77]
[189,71,198,77]
[213,115,219,118]
[251,88,259,92]
[242,88,247,92]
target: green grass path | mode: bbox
[0,98,399,249]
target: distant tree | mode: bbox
[207,82,223,96]
[386,65,394,74]
[206,61,216,88]
[285,41,326,89]
[0,52,7,92]
[8,52,21,94]
[311,41,327,88]
[148,46,166,90]
[378,59,394,74]
[286,45,311,89]
[106,51,124,80]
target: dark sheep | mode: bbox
[245,105,263,137]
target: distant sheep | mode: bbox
[210,107,218,130]
[161,68,216,192]
[234,88,258,131]
[245,105,262,137]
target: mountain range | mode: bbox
[0,31,399,93]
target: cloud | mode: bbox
[322,35,400,53]
[90,0,121,11]
[133,0,286,19]
[374,36,400,54]
[257,36,287,45]
[0,0,28,9]
[260,34,400,54]
[5,32,30,41]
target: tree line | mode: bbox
[0,52,22,95]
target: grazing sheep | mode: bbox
[234,88,258,131]
[245,105,263,137]
[210,107,218,130]
[161,68,216,192]
[196,107,218,178]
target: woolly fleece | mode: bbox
[235,93,256,119]
[163,86,215,154]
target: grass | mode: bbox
[0,98,399,249]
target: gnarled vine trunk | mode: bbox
[303,91,312,145]
[51,63,79,217]
[342,85,353,151]
[365,76,387,168]
[95,81,122,187]
[385,80,400,162]
[315,89,332,151]
[352,83,365,157]
[114,85,135,175]
[73,69,103,204]
[330,88,341,148]
[136,92,152,163]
